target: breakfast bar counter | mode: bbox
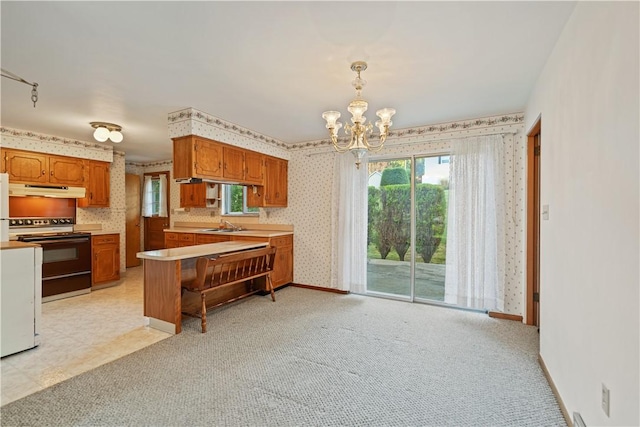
[137,241,268,334]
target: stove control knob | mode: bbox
[66,219,73,224]
[17,220,24,225]
[9,220,16,226]
[25,219,33,225]
[51,219,58,224]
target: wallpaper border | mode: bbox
[168,108,289,150]
[0,127,113,152]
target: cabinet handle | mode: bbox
[218,161,222,170]
[90,192,93,200]
[50,170,54,176]
[42,170,45,175]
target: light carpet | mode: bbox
[0,287,566,426]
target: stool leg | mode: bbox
[201,294,207,333]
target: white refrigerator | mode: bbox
[0,172,43,357]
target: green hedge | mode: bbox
[367,183,446,263]
[380,167,409,186]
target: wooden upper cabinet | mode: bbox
[2,149,49,184]
[180,182,206,208]
[172,135,286,206]
[78,160,110,208]
[246,156,288,208]
[173,136,223,180]
[244,151,264,185]
[3,149,84,186]
[264,156,288,207]
[223,146,245,181]
[48,155,85,186]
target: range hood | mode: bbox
[9,183,86,198]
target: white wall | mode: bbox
[524,2,639,425]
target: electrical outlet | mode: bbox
[601,383,610,417]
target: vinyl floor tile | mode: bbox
[0,266,171,406]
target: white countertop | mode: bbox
[0,241,41,250]
[136,240,269,261]
[164,228,293,238]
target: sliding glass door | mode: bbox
[366,155,449,303]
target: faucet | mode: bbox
[223,220,242,231]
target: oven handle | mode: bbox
[42,271,91,281]
[28,238,90,245]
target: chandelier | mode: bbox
[322,61,395,169]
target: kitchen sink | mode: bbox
[200,228,237,233]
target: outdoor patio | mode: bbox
[366,259,446,301]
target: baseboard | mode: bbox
[488,311,523,322]
[538,354,572,427]
[291,283,349,294]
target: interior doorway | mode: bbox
[527,118,541,326]
[125,173,141,267]
[142,171,170,251]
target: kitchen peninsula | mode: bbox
[137,240,270,334]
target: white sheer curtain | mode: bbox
[158,174,168,217]
[141,175,154,217]
[444,134,506,311]
[141,174,168,217]
[331,153,368,293]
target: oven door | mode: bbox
[34,237,92,298]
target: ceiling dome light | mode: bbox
[93,126,110,142]
[90,121,123,143]
[109,130,123,143]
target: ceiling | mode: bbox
[1,2,575,162]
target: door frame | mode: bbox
[526,116,541,326]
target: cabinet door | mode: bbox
[49,155,85,186]
[272,245,293,287]
[194,138,223,178]
[178,233,195,247]
[92,235,120,285]
[79,161,110,207]
[164,232,180,249]
[269,235,293,287]
[244,151,264,185]
[2,149,49,184]
[180,183,206,208]
[264,157,288,207]
[223,146,245,181]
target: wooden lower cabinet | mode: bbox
[195,234,230,245]
[163,231,293,288]
[164,232,195,248]
[92,234,120,286]
[230,234,293,288]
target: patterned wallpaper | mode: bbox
[3,110,527,317]
[0,129,126,273]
